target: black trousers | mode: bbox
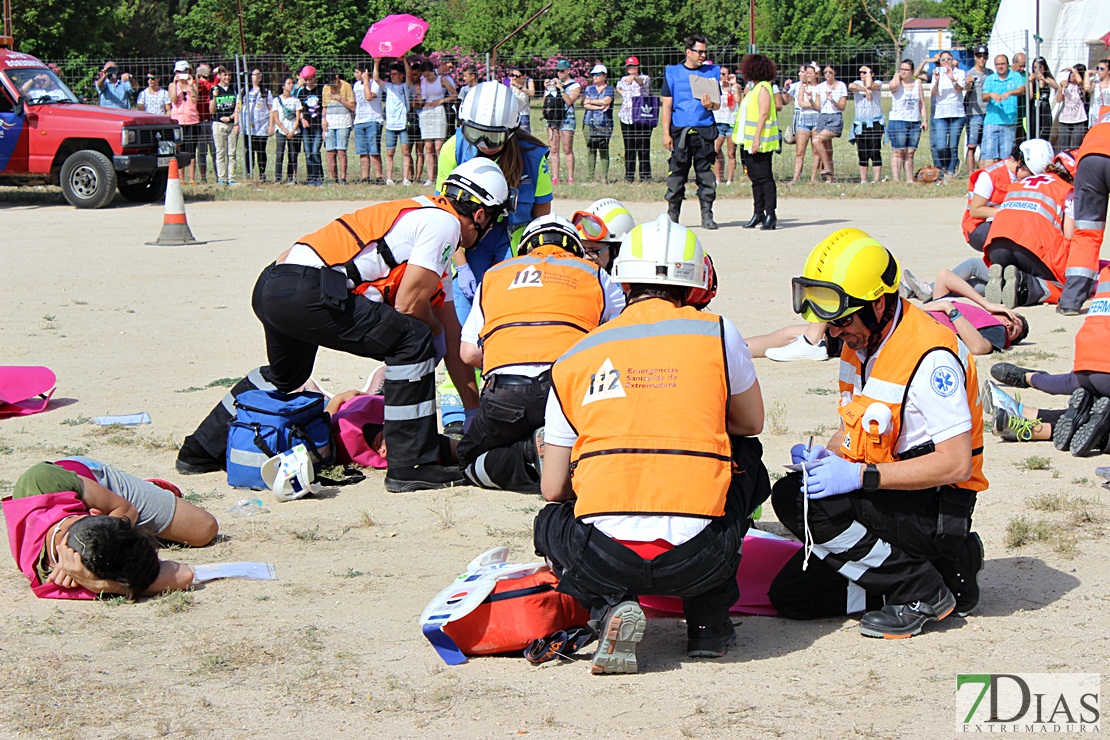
[252,263,439,468]
[245,134,268,178]
[745,150,777,214]
[456,373,550,493]
[533,436,769,626]
[621,122,653,181]
[275,134,300,181]
[770,473,976,613]
[967,221,991,252]
[855,124,884,166]
[665,125,716,207]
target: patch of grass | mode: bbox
[767,401,789,435]
[200,655,231,672]
[999,348,1058,363]
[1050,327,1067,333]
[804,423,835,438]
[334,568,364,578]
[1071,477,1090,485]
[206,377,241,388]
[40,314,58,330]
[0,438,12,455]
[429,498,455,529]
[102,595,130,607]
[1004,516,1077,555]
[1027,492,1068,511]
[155,590,195,615]
[806,387,837,396]
[291,525,323,542]
[175,386,205,393]
[769,471,785,481]
[0,479,11,491]
[255,595,271,602]
[353,510,376,528]
[485,525,533,542]
[1017,455,1052,471]
[183,489,221,505]
[60,415,92,426]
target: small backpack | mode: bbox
[227,390,333,489]
[543,91,566,123]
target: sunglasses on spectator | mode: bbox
[691,49,708,55]
[1100,67,1109,72]
[510,73,521,77]
[859,69,871,74]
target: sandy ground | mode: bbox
[0,193,1107,739]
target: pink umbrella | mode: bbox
[361,14,428,58]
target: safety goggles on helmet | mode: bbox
[461,121,515,151]
[571,211,614,242]
[791,277,869,322]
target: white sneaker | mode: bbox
[401,179,412,186]
[385,178,395,186]
[765,335,829,362]
[422,179,433,187]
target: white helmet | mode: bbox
[519,214,584,257]
[442,158,514,219]
[613,214,707,290]
[260,444,320,503]
[579,198,635,243]
[1018,139,1054,175]
[459,81,519,151]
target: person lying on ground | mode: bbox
[984,381,1110,457]
[5,460,216,599]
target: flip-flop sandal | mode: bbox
[523,627,596,665]
[145,478,183,497]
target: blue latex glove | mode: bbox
[790,443,830,465]
[463,407,479,433]
[455,263,477,300]
[802,455,863,499]
[432,332,447,364]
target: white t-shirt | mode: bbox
[271,95,301,134]
[850,80,882,121]
[714,81,738,124]
[543,314,758,546]
[854,303,972,453]
[817,80,847,114]
[890,80,923,122]
[284,205,458,302]
[932,67,967,118]
[971,165,1016,202]
[383,81,410,131]
[353,80,383,124]
[137,87,170,115]
[461,270,625,376]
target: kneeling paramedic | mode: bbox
[456,214,623,492]
[768,228,988,638]
[533,215,768,674]
[176,158,514,492]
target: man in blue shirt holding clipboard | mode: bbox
[661,34,721,230]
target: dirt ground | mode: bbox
[0,194,1106,739]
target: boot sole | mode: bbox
[590,601,646,674]
[1053,389,1093,452]
[1070,396,1110,458]
[1001,265,1021,308]
[859,590,956,639]
[384,477,461,493]
[985,264,1004,306]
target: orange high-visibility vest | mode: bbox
[1068,122,1110,288]
[985,172,1072,283]
[551,299,732,520]
[962,160,1015,243]
[1073,266,1110,374]
[295,196,458,306]
[837,300,988,493]
[478,244,606,376]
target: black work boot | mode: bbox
[935,532,984,617]
[700,202,718,230]
[858,585,956,638]
[761,210,777,230]
[742,211,763,229]
[1053,388,1094,451]
[1070,395,1110,458]
[687,619,737,658]
[667,202,681,224]
[385,464,466,492]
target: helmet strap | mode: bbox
[861,295,898,355]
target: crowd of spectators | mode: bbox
[79,48,1108,187]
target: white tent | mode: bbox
[989,0,1110,74]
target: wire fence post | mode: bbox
[486,53,491,81]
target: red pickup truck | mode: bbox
[0,50,182,208]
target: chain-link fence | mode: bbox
[33,37,1093,184]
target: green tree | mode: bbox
[942,0,1000,48]
[12,0,116,59]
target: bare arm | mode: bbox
[541,444,575,502]
[661,96,674,149]
[79,478,139,522]
[1064,213,1076,241]
[393,264,443,332]
[919,300,993,355]
[433,300,479,409]
[727,380,765,436]
[460,341,483,368]
[968,192,998,220]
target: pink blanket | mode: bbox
[3,492,95,599]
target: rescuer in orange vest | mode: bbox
[533,215,768,674]
[455,215,624,492]
[176,158,513,492]
[769,228,987,640]
[1058,111,1110,314]
[961,139,1051,251]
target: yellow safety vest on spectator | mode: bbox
[732,80,779,152]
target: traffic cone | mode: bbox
[146,158,206,246]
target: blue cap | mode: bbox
[556,60,571,70]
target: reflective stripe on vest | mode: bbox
[735,81,779,152]
[552,300,731,519]
[478,245,606,375]
[1073,265,1110,374]
[835,300,988,492]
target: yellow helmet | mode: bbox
[792,228,901,323]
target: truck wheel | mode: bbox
[60,150,117,209]
[118,172,168,203]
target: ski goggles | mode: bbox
[460,122,515,150]
[791,277,868,322]
[570,211,616,242]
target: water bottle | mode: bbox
[226,498,267,517]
